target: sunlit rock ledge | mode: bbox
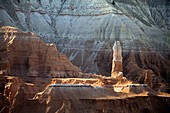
[0,0,170,91]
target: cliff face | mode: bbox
[114,0,170,29]
[0,76,170,113]
[148,0,170,29]
[0,1,170,112]
[0,26,81,77]
[0,0,170,87]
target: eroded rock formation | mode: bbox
[0,26,81,77]
[0,76,169,113]
[0,0,170,90]
[112,41,123,72]
[111,41,123,79]
[0,1,170,113]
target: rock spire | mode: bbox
[111,41,123,79]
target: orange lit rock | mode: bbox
[111,41,123,80]
[1,75,170,113]
[0,26,81,77]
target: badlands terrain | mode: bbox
[0,0,170,113]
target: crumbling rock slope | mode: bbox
[0,26,81,77]
[0,76,170,113]
[0,0,170,89]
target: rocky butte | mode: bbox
[0,26,169,113]
[0,26,82,78]
[0,0,170,113]
[0,0,169,91]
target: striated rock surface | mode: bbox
[111,41,123,80]
[0,1,170,112]
[0,26,81,77]
[0,76,170,113]
[0,0,170,90]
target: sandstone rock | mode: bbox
[111,41,123,79]
[0,26,81,77]
[124,50,170,91]
[0,75,170,113]
[1,76,41,112]
[0,1,169,112]
[0,0,170,91]
[18,81,170,113]
[144,70,153,88]
[0,93,10,113]
[3,77,27,105]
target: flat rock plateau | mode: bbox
[0,0,170,113]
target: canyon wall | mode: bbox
[0,26,81,77]
[0,1,170,112]
[0,76,170,113]
[0,0,170,88]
